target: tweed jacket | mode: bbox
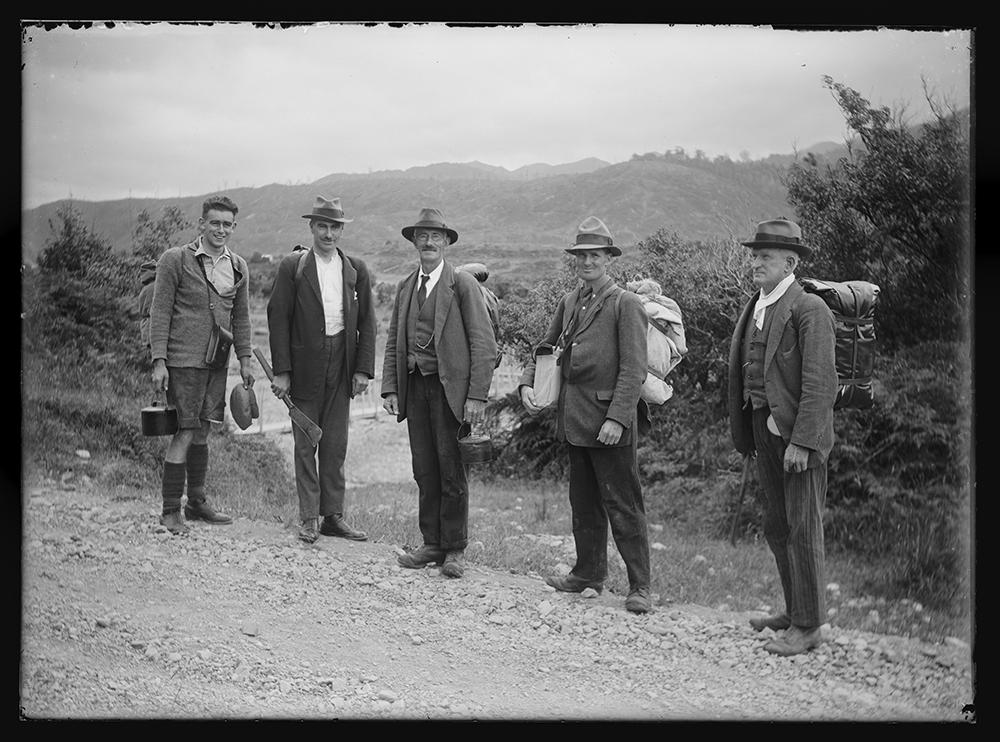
[381,260,497,423]
[266,248,377,401]
[728,281,838,468]
[149,241,252,368]
[520,278,648,448]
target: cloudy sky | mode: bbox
[21,23,972,210]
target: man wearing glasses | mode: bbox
[381,208,497,578]
[149,196,254,535]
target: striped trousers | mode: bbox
[751,406,827,628]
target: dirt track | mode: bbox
[20,418,976,721]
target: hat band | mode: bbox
[311,208,347,220]
[753,233,800,244]
[575,233,613,247]
[412,221,449,231]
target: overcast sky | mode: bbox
[21,23,972,210]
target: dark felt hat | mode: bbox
[741,219,814,259]
[564,216,622,257]
[301,196,353,224]
[401,207,459,245]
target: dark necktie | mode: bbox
[418,274,430,308]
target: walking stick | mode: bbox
[729,452,752,546]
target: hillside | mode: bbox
[21,156,791,280]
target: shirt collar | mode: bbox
[421,260,444,282]
[194,236,230,261]
[582,273,612,297]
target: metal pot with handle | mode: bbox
[141,392,179,437]
[457,421,492,465]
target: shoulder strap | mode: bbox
[293,248,309,287]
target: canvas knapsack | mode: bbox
[137,260,158,349]
[799,277,880,410]
[621,279,688,405]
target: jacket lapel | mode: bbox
[396,268,420,348]
[340,248,357,316]
[302,250,322,305]
[561,287,582,336]
[764,282,801,373]
[574,280,617,336]
[434,261,455,343]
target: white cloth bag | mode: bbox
[532,343,561,409]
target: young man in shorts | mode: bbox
[149,195,254,534]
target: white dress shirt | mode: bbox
[314,250,345,335]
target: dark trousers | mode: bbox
[405,371,469,551]
[291,333,350,519]
[752,406,827,628]
[567,442,651,591]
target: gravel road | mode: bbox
[20,421,975,721]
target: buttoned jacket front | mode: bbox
[728,281,838,468]
[521,279,648,448]
[267,248,377,401]
[381,260,497,423]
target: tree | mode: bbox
[25,206,142,362]
[786,77,971,350]
[132,206,192,261]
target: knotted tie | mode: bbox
[417,273,430,309]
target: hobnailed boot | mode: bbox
[298,517,320,544]
[184,498,233,525]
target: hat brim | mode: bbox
[229,386,253,431]
[565,244,622,257]
[741,239,813,259]
[302,214,353,223]
[402,226,459,245]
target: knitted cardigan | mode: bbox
[149,241,252,368]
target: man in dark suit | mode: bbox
[519,217,653,614]
[728,219,838,656]
[381,208,497,578]
[267,196,377,544]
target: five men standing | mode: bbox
[148,197,836,646]
[150,196,254,535]
[381,208,497,579]
[267,197,377,544]
[727,219,838,656]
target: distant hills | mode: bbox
[21,145,846,281]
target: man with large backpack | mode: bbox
[266,196,377,544]
[728,219,838,656]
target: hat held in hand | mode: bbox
[230,384,259,431]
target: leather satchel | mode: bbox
[205,322,234,369]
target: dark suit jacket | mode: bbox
[381,260,497,423]
[266,248,376,401]
[520,279,648,448]
[728,281,838,468]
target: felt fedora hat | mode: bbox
[301,196,353,223]
[401,207,459,245]
[229,385,259,431]
[741,219,813,259]
[565,216,622,257]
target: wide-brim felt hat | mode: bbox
[565,216,622,257]
[301,196,353,223]
[741,219,813,259]
[229,385,259,431]
[401,207,459,245]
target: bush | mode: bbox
[821,341,971,609]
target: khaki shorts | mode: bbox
[166,366,228,429]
